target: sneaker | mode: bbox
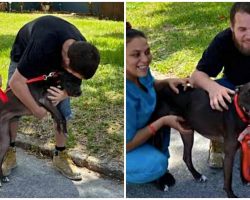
[208,140,224,169]
[53,150,82,181]
[2,147,17,176]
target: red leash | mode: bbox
[1,72,57,103]
[26,72,57,84]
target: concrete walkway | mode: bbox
[15,133,123,180]
[126,129,250,198]
[0,148,124,198]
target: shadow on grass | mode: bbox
[82,70,123,106]
[92,38,124,67]
[101,32,124,40]
[0,34,15,52]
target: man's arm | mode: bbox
[127,115,192,152]
[9,69,47,119]
[190,69,235,111]
[190,70,219,90]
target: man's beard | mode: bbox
[233,32,250,56]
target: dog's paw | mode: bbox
[163,185,169,192]
[247,182,250,186]
[2,176,9,183]
[198,175,207,182]
[156,172,175,192]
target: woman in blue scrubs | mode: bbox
[126,22,192,189]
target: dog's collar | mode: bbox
[234,94,250,123]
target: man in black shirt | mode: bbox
[190,3,250,168]
[2,15,100,180]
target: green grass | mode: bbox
[127,2,233,78]
[0,13,124,161]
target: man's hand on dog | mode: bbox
[47,86,68,106]
[162,115,193,135]
[208,84,235,112]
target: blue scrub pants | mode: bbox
[126,128,170,184]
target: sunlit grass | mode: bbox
[127,2,232,78]
[0,12,124,160]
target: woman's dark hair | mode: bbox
[230,2,250,26]
[126,22,146,44]
[68,41,100,79]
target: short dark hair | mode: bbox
[230,2,250,26]
[126,22,147,44]
[68,41,100,79]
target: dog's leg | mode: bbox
[38,97,67,136]
[0,120,11,186]
[223,139,239,198]
[180,132,207,182]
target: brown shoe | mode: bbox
[53,150,82,181]
[208,140,224,169]
[2,147,17,176]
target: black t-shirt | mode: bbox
[197,28,250,85]
[11,15,86,79]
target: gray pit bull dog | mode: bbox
[0,71,82,187]
[152,82,250,198]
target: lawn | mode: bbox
[126,2,233,78]
[0,13,124,161]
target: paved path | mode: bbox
[0,148,124,198]
[126,129,250,198]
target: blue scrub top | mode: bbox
[126,69,156,143]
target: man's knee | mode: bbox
[215,78,235,90]
[57,97,72,121]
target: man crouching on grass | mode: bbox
[2,15,100,181]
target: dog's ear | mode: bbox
[235,85,243,94]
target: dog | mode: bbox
[0,71,82,186]
[152,82,250,198]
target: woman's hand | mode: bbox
[167,77,190,94]
[47,86,68,106]
[162,115,193,135]
[154,77,190,94]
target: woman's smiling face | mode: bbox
[126,37,152,81]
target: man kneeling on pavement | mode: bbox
[190,2,250,168]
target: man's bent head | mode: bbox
[67,41,100,79]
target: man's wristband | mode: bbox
[148,123,157,135]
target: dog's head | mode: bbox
[237,82,250,117]
[46,71,82,97]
